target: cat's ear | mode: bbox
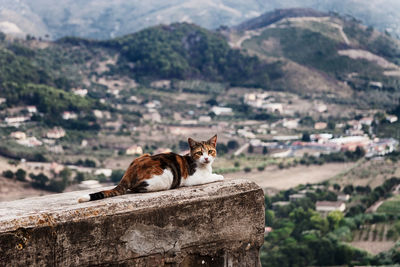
[188,137,198,149]
[207,134,217,147]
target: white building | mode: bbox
[264,103,283,114]
[199,116,212,122]
[10,131,26,140]
[310,133,333,143]
[386,115,398,123]
[93,110,103,119]
[360,117,374,126]
[26,106,37,113]
[150,80,171,89]
[72,88,88,97]
[46,128,66,139]
[283,119,299,129]
[17,136,42,147]
[337,194,350,202]
[62,111,78,120]
[126,145,143,155]
[315,104,327,113]
[211,106,233,116]
[316,201,346,212]
[5,116,30,125]
[94,168,113,177]
[314,122,327,130]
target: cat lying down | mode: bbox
[78,135,224,202]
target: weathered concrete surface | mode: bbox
[0,179,264,266]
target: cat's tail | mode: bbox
[77,182,128,203]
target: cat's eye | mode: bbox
[208,150,214,154]
[196,151,203,156]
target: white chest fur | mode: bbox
[180,165,224,187]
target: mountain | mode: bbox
[1,8,400,113]
[0,0,400,40]
[225,8,400,105]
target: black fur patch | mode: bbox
[90,192,104,201]
[132,181,148,193]
[184,155,197,176]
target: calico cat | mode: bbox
[78,135,224,202]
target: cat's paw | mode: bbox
[213,174,224,181]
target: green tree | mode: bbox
[75,172,85,183]
[2,170,14,179]
[265,210,275,227]
[59,168,72,181]
[15,169,26,181]
[227,140,239,150]
[327,211,344,230]
[30,173,49,189]
[110,169,125,183]
[302,132,311,142]
[333,183,341,191]
[248,145,254,153]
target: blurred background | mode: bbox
[0,0,400,265]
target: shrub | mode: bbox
[257,165,266,171]
[2,170,14,179]
[110,169,125,183]
[15,169,26,181]
[244,167,252,173]
[74,172,85,183]
[227,140,239,150]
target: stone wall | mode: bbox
[0,179,265,266]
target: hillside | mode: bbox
[0,1,400,40]
[227,9,400,107]
[1,10,400,111]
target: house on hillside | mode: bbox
[5,116,30,125]
[94,169,112,177]
[316,201,346,212]
[17,137,42,147]
[10,131,26,140]
[346,120,362,131]
[72,88,88,97]
[46,127,66,139]
[93,110,103,119]
[0,98,6,104]
[310,133,333,143]
[199,116,212,122]
[314,122,327,130]
[283,119,299,129]
[126,145,143,155]
[328,136,371,152]
[211,106,232,116]
[315,104,327,113]
[264,103,283,114]
[62,111,78,120]
[386,115,398,123]
[360,117,374,126]
[337,194,350,202]
[289,194,306,202]
[368,138,398,156]
[150,80,171,89]
[26,106,37,113]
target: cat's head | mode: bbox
[188,135,217,166]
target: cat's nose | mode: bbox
[204,157,209,162]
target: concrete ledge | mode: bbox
[0,179,265,266]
